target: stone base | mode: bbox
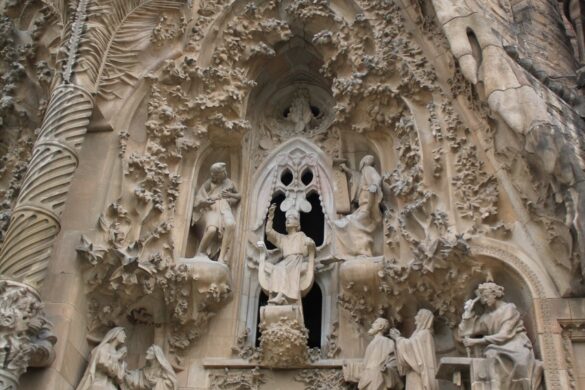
[258,305,309,368]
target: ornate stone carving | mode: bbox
[295,369,351,390]
[77,327,176,390]
[259,204,316,305]
[334,156,383,257]
[208,368,265,390]
[390,309,438,390]
[77,327,128,390]
[192,162,240,264]
[124,345,177,390]
[255,203,315,367]
[458,282,544,389]
[343,318,402,390]
[0,280,56,390]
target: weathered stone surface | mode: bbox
[0,0,584,388]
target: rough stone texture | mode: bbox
[0,0,585,389]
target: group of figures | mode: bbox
[347,282,543,389]
[76,328,177,390]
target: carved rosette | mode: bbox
[0,280,56,390]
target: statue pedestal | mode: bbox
[258,304,309,368]
[436,356,492,389]
[175,255,232,312]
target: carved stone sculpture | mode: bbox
[390,309,438,390]
[78,328,177,390]
[123,345,177,390]
[255,204,316,367]
[192,162,240,264]
[334,155,383,257]
[343,318,403,390]
[258,204,316,305]
[76,327,127,390]
[0,280,56,390]
[459,282,543,389]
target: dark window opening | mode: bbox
[255,290,269,347]
[281,169,293,186]
[300,191,325,246]
[264,193,286,250]
[302,284,322,349]
[283,107,290,118]
[301,168,313,185]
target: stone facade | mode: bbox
[0,0,584,389]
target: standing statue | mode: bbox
[335,155,383,257]
[123,345,177,390]
[258,204,316,305]
[192,162,240,264]
[459,282,543,389]
[76,327,127,390]
[344,318,403,390]
[389,309,439,390]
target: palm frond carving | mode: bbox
[77,0,185,99]
[41,0,72,25]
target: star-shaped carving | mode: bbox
[76,235,107,266]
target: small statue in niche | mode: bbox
[459,282,543,389]
[192,162,240,264]
[335,155,383,257]
[123,345,177,390]
[257,204,316,305]
[389,309,439,390]
[343,318,403,390]
[77,327,128,390]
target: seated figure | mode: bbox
[459,282,543,389]
[258,204,316,305]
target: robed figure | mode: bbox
[76,327,127,390]
[344,318,403,390]
[259,204,316,305]
[123,345,177,390]
[335,155,383,256]
[390,309,439,390]
[192,162,240,264]
[460,282,543,390]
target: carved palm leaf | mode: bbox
[41,0,71,25]
[77,0,185,99]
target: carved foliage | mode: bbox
[0,280,56,385]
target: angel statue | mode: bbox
[257,204,316,305]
